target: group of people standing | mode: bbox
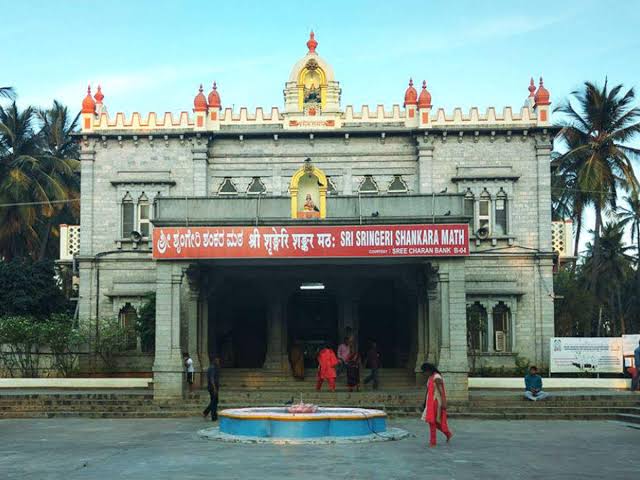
[314,337,381,393]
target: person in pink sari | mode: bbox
[421,362,453,447]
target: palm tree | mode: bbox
[555,80,640,298]
[583,223,634,335]
[0,102,74,259]
[36,101,80,260]
[0,87,15,100]
[618,192,640,261]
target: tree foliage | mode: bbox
[0,258,70,318]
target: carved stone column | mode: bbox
[153,262,186,399]
[185,286,201,387]
[263,291,289,372]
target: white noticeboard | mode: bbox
[550,337,623,373]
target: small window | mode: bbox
[464,189,475,217]
[388,175,408,194]
[121,192,135,238]
[467,302,488,352]
[218,177,238,195]
[492,302,511,352]
[138,193,151,238]
[495,189,508,235]
[478,189,491,233]
[247,177,267,195]
[327,176,338,195]
[359,175,378,195]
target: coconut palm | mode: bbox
[0,87,15,100]
[582,223,634,335]
[555,80,640,296]
[618,192,640,261]
[36,101,80,259]
[0,103,73,259]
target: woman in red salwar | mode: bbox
[421,362,453,447]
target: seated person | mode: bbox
[524,366,550,401]
[303,193,320,212]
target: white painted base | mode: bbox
[469,377,632,389]
[0,378,152,389]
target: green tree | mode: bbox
[36,101,80,260]
[136,293,156,353]
[555,80,640,302]
[582,223,634,336]
[0,102,79,260]
[0,87,15,100]
[0,258,70,317]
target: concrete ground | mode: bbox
[1,418,638,480]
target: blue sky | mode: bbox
[3,0,640,252]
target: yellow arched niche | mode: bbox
[290,164,327,219]
[297,62,327,111]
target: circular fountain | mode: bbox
[199,402,410,444]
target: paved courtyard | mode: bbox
[1,417,638,479]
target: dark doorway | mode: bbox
[288,290,338,367]
[358,280,410,368]
[213,281,267,368]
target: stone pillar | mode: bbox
[153,262,185,399]
[192,141,209,196]
[263,292,289,372]
[426,288,440,364]
[436,260,469,401]
[79,142,95,256]
[198,294,210,381]
[413,292,427,375]
[416,136,434,194]
[186,286,201,387]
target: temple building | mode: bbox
[68,32,560,400]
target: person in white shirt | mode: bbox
[184,352,195,392]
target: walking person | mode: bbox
[363,341,381,390]
[184,352,195,393]
[337,337,350,377]
[202,356,220,421]
[315,344,339,392]
[346,345,361,392]
[421,362,452,448]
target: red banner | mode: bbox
[153,224,469,260]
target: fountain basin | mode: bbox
[219,407,386,438]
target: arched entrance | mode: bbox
[288,289,338,368]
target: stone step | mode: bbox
[616,414,640,425]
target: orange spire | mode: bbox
[528,77,536,98]
[193,84,208,112]
[418,80,432,109]
[207,82,221,109]
[81,85,96,114]
[94,85,104,104]
[404,78,418,107]
[534,77,551,106]
[307,30,318,54]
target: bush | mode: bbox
[0,316,44,377]
[136,293,155,353]
[88,317,134,372]
[41,314,87,377]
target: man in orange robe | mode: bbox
[316,345,339,392]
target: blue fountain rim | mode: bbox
[219,407,387,422]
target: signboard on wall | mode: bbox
[153,224,469,260]
[549,337,623,373]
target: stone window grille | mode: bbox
[247,177,267,195]
[466,302,488,352]
[494,188,508,235]
[121,192,135,238]
[388,175,408,194]
[478,189,492,233]
[218,177,238,195]
[138,193,151,238]
[492,302,512,352]
[359,175,379,195]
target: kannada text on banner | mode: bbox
[153,224,469,259]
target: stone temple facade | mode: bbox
[74,32,556,400]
